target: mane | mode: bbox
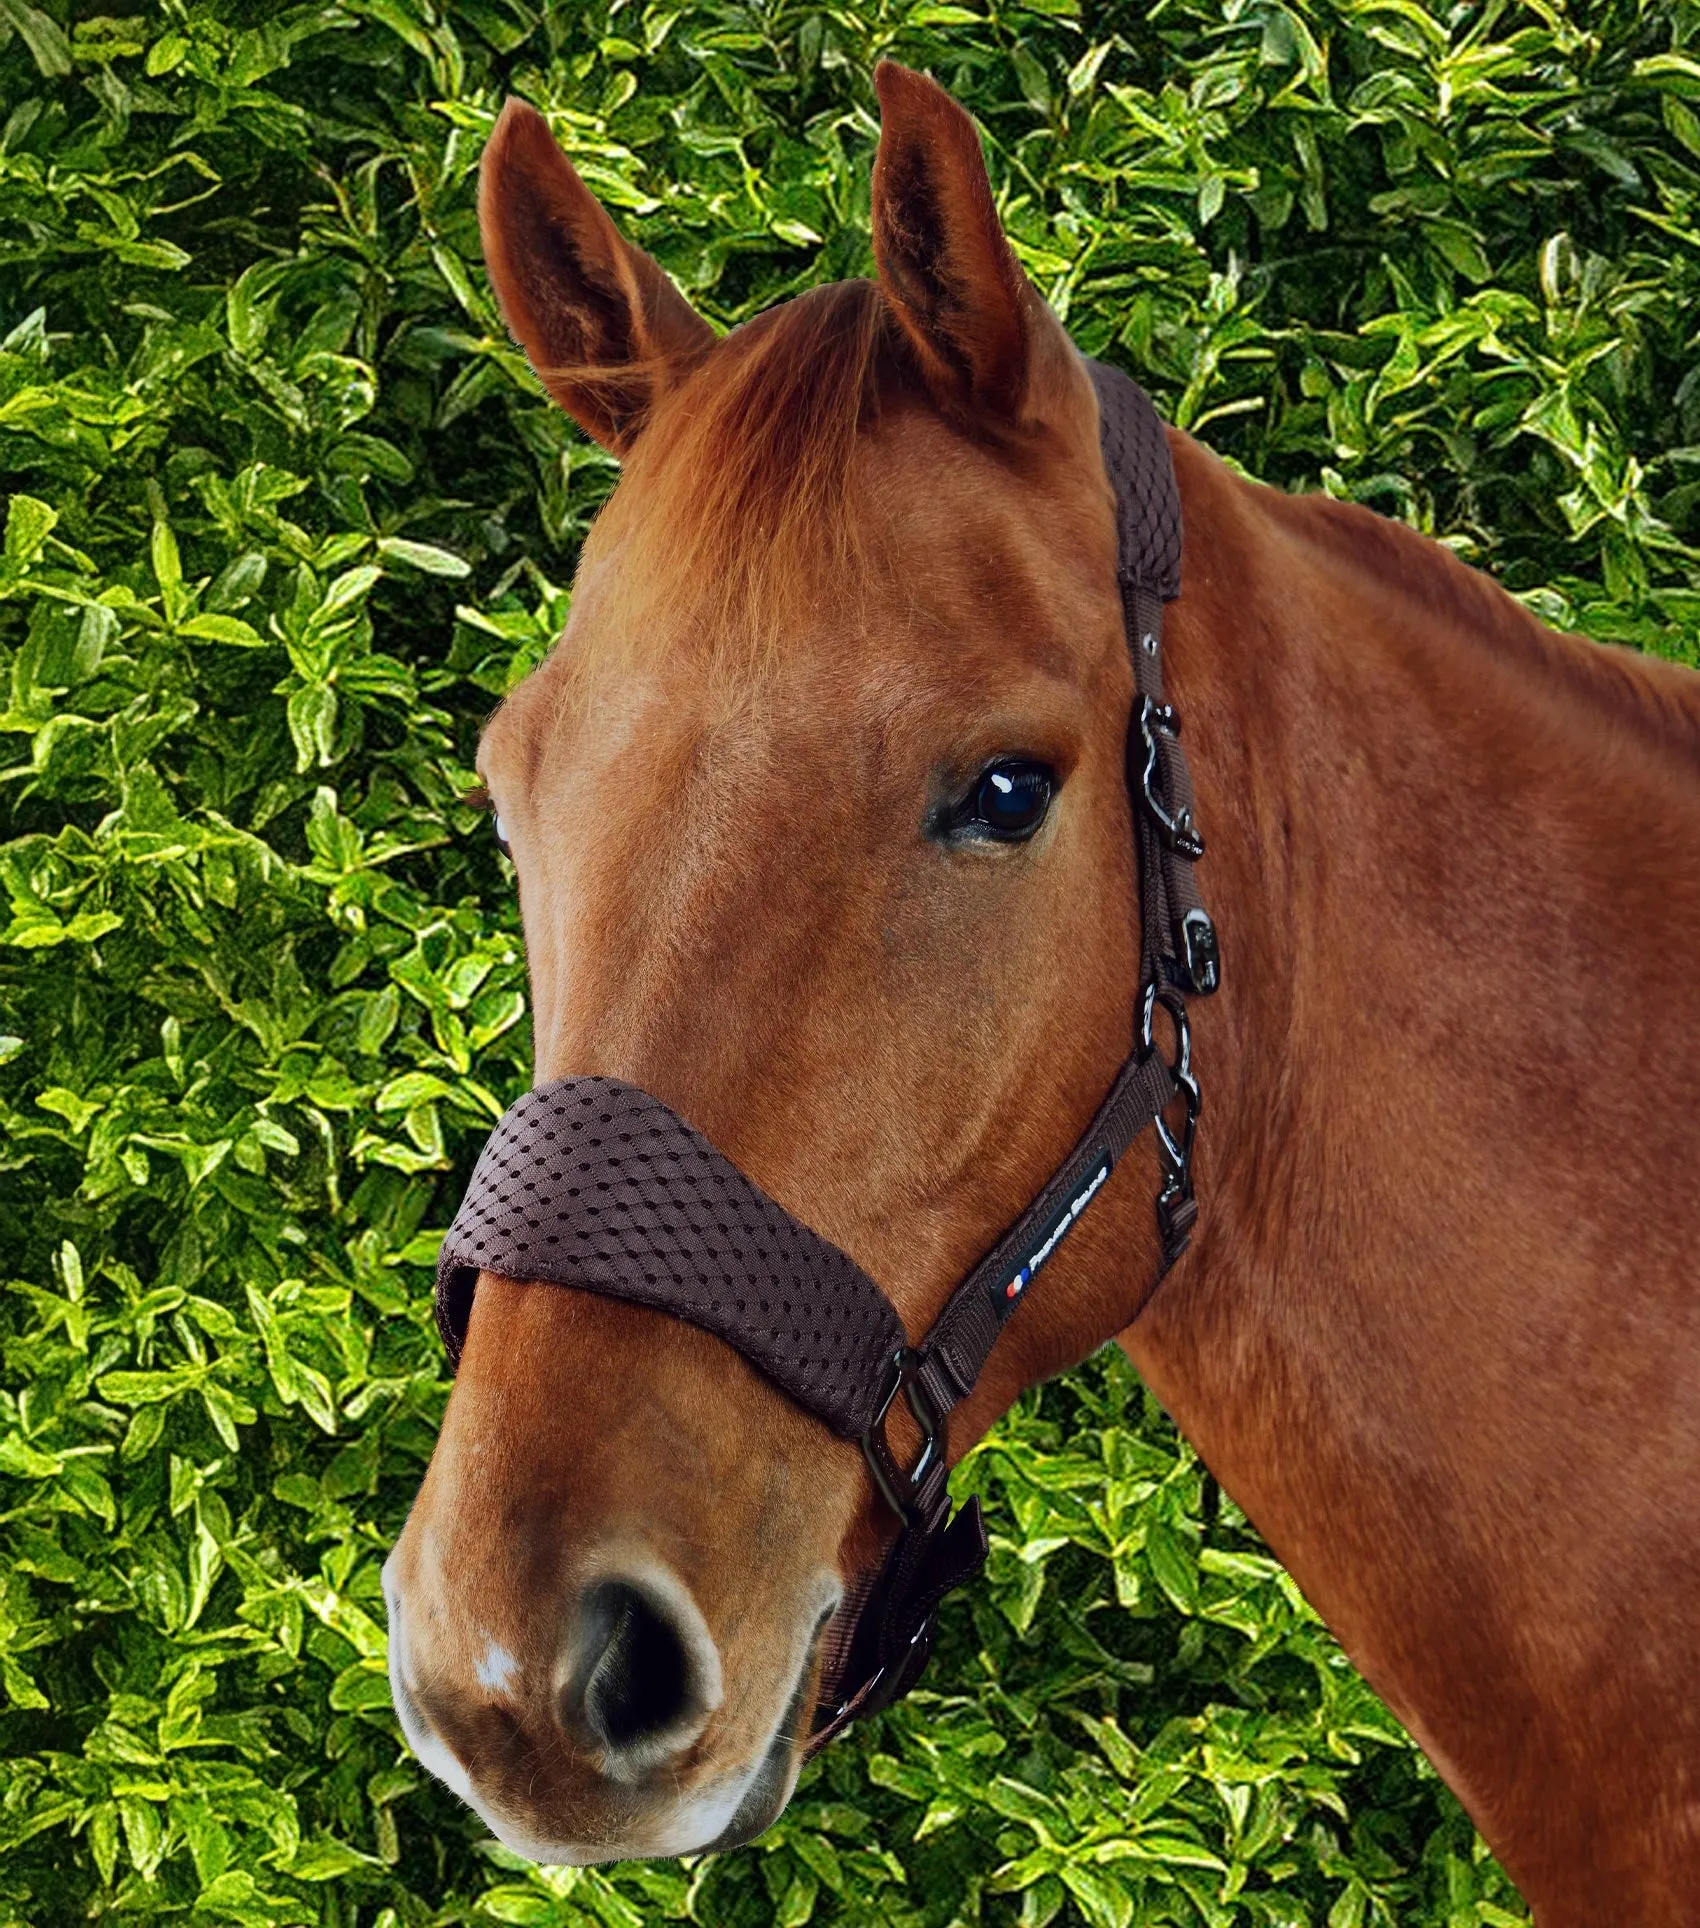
[1279,490,1700,761]
[572,279,905,690]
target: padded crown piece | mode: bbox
[1087,360,1182,598]
[436,1077,905,1439]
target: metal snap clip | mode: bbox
[1141,979,1202,1265]
[1180,907,1221,997]
[1137,697,1206,860]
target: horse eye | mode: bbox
[493,814,511,858]
[969,761,1055,842]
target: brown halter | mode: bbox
[435,358,1218,1746]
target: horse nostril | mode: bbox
[566,1579,704,1760]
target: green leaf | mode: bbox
[0,0,72,76]
[180,613,267,647]
[478,1890,556,1926]
[1424,219,1492,285]
[1059,1864,1132,1928]
[1144,1520,1200,1613]
[375,1071,455,1112]
[65,910,123,943]
[3,492,55,566]
[36,1086,102,1133]
[281,1835,383,1880]
[97,1369,197,1406]
[152,518,182,594]
[287,685,339,771]
[375,536,472,577]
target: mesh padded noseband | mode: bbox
[437,1078,902,1439]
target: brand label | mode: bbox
[997,1158,1112,1312]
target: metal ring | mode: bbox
[860,1348,946,1528]
[1141,979,1201,1200]
[1140,978,1193,1084]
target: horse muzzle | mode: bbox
[382,1533,838,1862]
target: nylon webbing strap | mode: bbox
[1086,361,1181,599]
[1086,361,1210,999]
[912,1045,1174,1418]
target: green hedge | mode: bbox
[4,1,1696,1922]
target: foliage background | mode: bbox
[3,0,1697,1922]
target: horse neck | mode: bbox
[1123,434,1700,1920]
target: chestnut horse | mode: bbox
[382,62,1700,1922]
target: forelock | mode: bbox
[567,279,906,692]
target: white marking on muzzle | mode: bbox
[475,1638,521,1693]
[384,1545,842,1866]
[382,1562,479,1811]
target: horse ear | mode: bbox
[479,98,716,455]
[870,61,1073,428]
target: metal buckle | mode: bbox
[1141,980,1202,1265]
[860,1348,946,1529]
[1137,696,1206,860]
[1179,906,1221,997]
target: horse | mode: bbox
[380,60,1700,1922]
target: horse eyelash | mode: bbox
[463,782,511,860]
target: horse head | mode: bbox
[381,62,1173,1862]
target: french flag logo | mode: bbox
[999,1159,1111,1309]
